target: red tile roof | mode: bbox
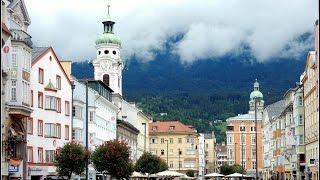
[2,22,11,35]
[149,121,197,134]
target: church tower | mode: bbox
[92,5,123,95]
[249,79,264,112]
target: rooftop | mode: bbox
[226,112,262,122]
[149,121,197,134]
[264,100,286,121]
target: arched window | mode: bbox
[103,74,110,86]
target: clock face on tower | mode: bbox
[101,62,111,71]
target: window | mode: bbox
[251,135,256,145]
[251,126,256,131]
[240,126,245,131]
[169,149,174,155]
[38,68,44,84]
[65,125,69,140]
[56,75,61,90]
[169,161,173,168]
[298,135,303,145]
[152,126,157,131]
[56,98,61,112]
[65,101,70,116]
[56,124,61,138]
[27,118,33,135]
[169,138,173,143]
[45,96,56,110]
[113,50,116,55]
[161,138,164,144]
[298,96,303,106]
[73,105,82,119]
[12,50,17,67]
[104,50,109,54]
[252,161,256,169]
[169,126,175,130]
[31,90,33,107]
[298,115,303,125]
[38,120,43,136]
[103,74,110,86]
[161,149,164,155]
[252,147,256,159]
[11,80,17,101]
[22,81,29,105]
[45,123,56,138]
[38,92,43,108]
[38,148,43,163]
[89,111,94,122]
[72,128,83,142]
[151,138,157,144]
[45,150,55,163]
[27,147,33,162]
[178,138,182,143]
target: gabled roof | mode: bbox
[117,119,139,134]
[8,0,31,25]
[264,100,285,121]
[31,46,71,85]
[149,121,196,134]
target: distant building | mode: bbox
[117,119,140,161]
[215,142,227,172]
[262,100,286,179]
[226,80,264,178]
[204,132,216,174]
[149,121,199,175]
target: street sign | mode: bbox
[8,165,19,173]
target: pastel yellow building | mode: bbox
[301,50,318,180]
[149,121,199,175]
[204,133,216,174]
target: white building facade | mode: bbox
[72,79,118,180]
[27,47,72,179]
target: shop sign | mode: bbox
[8,165,19,173]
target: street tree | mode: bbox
[55,141,89,179]
[92,140,134,179]
[134,152,168,174]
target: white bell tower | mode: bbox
[92,5,123,95]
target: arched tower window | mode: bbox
[103,74,110,86]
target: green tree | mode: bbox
[231,164,245,174]
[134,152,168,174]
[92,140,134,179]
[219,164,233,175]
[55,141,89,179]
[186,170,195,177]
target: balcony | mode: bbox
[273,149,281,156]
[10,29,33,47]
[273,129,281,139]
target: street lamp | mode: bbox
[178,148,181,171]
[141,123,146,152]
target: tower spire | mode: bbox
[102,1,115,33]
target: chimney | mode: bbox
[60,60,72,81]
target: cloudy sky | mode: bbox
[25,0,318,63]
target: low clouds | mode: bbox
[26,0,317,63]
